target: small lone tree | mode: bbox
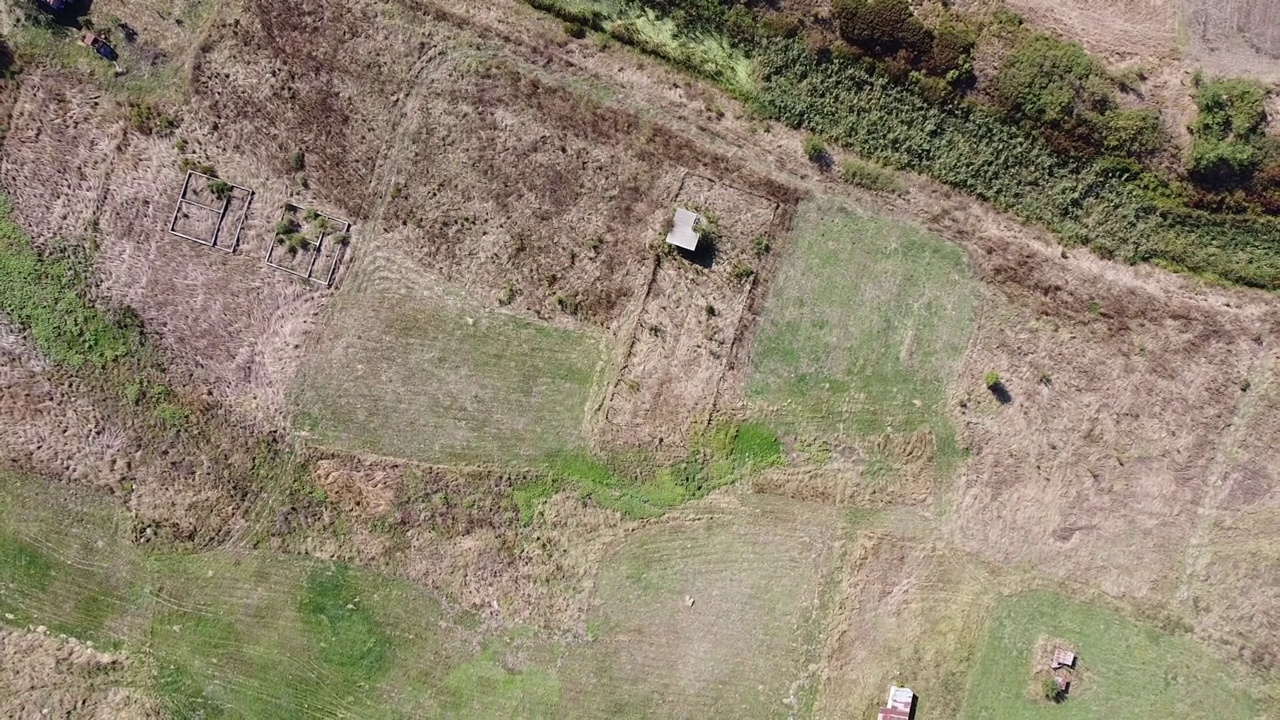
[803,134,830,168]
[985,370,1012,404]
[1042,676,1063,703]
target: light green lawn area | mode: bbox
[960,591,1259,719]
[555,495,840,719]
[295,257,604,466]
[748,197,977,468]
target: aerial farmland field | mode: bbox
[1,0,1280,716]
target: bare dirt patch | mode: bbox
[945,198,1272,602]
[0,628,157,719]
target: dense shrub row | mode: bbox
[756,43,1280,287]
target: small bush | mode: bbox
[563,21,586,39]
[283,233,309,253]
[922,21,975,84]
[729,263,755,282]
[839,157,904,193]
[274,217,299,237]
[288,149,306,171]
[752,234,771,257]
[554,293,582,316]
[1042,676,1061,702]
[1188,77,1268,186]
[994,34,1112,130]
[803,134,828,164]
[128,103,176,136]
[696,210,722,247]
[984,370,1002,388]
[498,282,516,306]
[206,179,233,201]
[329,233,350,247]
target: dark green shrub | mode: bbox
[1189,138,1259,185]
[1191,78,1267,142]
[563,20,586,39]
[288,149,306,171]
[1188,77,1268,186]
[274,217,299,237]
[994,34,1112,128]
[1101,107,1164,157]
[832,0,929,55]
[922,21,975,84]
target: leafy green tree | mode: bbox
[831,0,930,55]
[994,34,1112,128]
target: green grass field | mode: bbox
[960,591,1259,719]
[0,473,845,718]
[555,495,840,719]
[748,197,977,467]
[0,473,573,718]
[295,252,605,466]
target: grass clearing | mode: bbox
[295,257,605,466]
[554,494,841,719]
[748,197,977,464]
[960,591,1259,719]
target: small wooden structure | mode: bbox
[665,207,701,251]
[1051,648,1077,669]
[876,685,915,720]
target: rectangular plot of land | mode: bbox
[265,204,351,285]
[598,177,780,449]
[167,170,253,251]
[294,248,604,465]
[960,592,1258,719]
[747,197,977,442]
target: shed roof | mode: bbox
[665,207,701,251]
